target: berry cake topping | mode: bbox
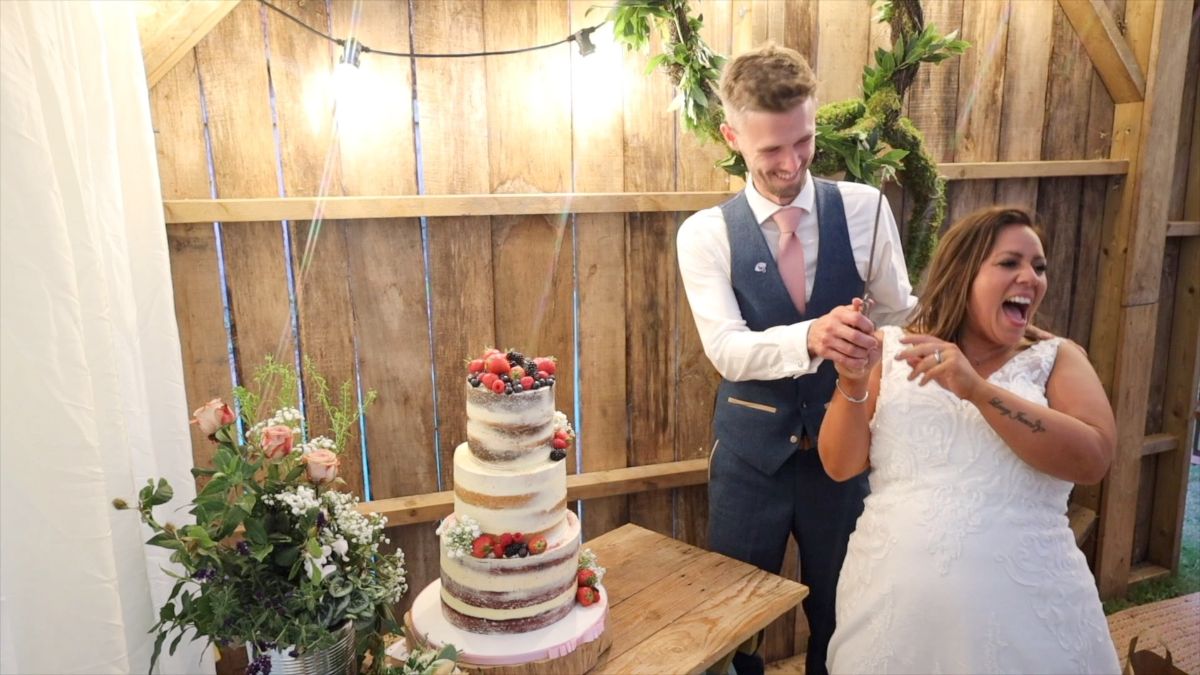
[465,347,558,395]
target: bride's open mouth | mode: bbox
[1002,295,1032,325]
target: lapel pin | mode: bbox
[754,262,767,273]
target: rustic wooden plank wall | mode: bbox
[146,0,1185,661]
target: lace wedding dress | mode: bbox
[826,326,1119,674]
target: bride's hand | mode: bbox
[896,334,984,401]
[834,299,880,383]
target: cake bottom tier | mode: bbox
[438,510,582,634]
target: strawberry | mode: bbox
[482,348,502,360]
[576,586,599,606]
[497,533,514,550]
[520,376,534,390]
[512,532,524,542]
[510,366,525,380]
[577,568,598,587]
[552,437,568,450]
[554,429,569,441]
[467,358,485,374]
[486,354,511,375]
[471,535,493,558]
[527,535,548,554]
[490,379,506,394]
[535,357,557,376]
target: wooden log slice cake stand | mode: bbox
[396,579,611,674]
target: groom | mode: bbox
[676,43,916,675]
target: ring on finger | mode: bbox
[934,348,943,364]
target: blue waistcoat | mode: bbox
[713,178,863,475]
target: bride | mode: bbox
[820,207,1120,673]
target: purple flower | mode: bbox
[236,541,251,556]
[191,568,216,582]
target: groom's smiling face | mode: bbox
[721,97,817,206]
[967,224,1048,346]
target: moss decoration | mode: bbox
[605,0,968,283]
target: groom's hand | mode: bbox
[808,301,878,371]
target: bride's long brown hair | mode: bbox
[906,207,1045,341]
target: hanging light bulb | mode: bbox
[332,38,365,127]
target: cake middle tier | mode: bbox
[465,383,555,469]
[453,442,568,539]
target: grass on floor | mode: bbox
[1103,465,1200,615]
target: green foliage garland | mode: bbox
[604,0,969,283]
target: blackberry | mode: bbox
[550,449,566,461]
[518,545,528,558]
[506,350,524,365]
[504,543,521,558]
[524,358,539,374]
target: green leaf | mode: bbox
[159,602,175,622]
[150,631,167,673]
[168,632,184,656]
[251,543,274,562]
[245,516,268,545]
[306,538,324,559]
[146,478,173,507]
[184,525,216,549]
[146,532,182,550]
[273,544,300,568]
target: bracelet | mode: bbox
[835,378,869,404]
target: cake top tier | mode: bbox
[466,347,558,397]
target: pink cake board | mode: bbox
[398,579,608,666]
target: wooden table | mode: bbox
[585,523,808,675]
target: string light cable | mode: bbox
[258,0,600,60]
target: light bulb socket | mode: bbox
[339,38,363,68]
[574,26,597,57]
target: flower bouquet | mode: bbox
[116,359,446,674]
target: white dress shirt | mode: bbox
[676,172,917,382]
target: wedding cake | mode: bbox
[435,348,599,635]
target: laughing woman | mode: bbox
[821,207,1120,674]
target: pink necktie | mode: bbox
[774,206,806,315]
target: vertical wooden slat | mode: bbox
[194,0,295,401]
[995,0,1052,211]
[815,0,871,106]
[947,0,1009,224]
[570,3,629,541]
[152,52,231,472]
[264,0,368,498]
[904,0,964,164]
[484,0,577,476]
[411,0,489,612]
[1144,243,1179,434]
[1035,1,1093,339]
[673,0,732,553]
[623,24,678,536]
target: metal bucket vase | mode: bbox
[246,621,356,675]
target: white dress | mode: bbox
[827,326,1120,674]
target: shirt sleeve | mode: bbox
[676,208,820,382]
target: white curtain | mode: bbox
[1,2,215,673]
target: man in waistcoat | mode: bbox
[677,43,916,675]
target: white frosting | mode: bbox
[453,443,567,538]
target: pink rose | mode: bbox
[260,425,294,459]
[304,449,340,484]
[191,399,235,435]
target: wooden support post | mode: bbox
[1057,0,1147,103]
[137,0,240,88]
[1089,0,1193,599]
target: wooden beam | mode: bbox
[1139,432,1177,456]
[1092,0,1193,600]
[1127,562,1171,586]
[1067,503,1098,548]
[137,1,240,88]
[358,458,709,526]
[161,160,1130,223]
[1166,221,1200,237]
[1057,0,1147,103]
[936,159,1128,181]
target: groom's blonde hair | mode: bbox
[908,207,1045,341]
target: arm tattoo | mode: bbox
[988,397,1047,433]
